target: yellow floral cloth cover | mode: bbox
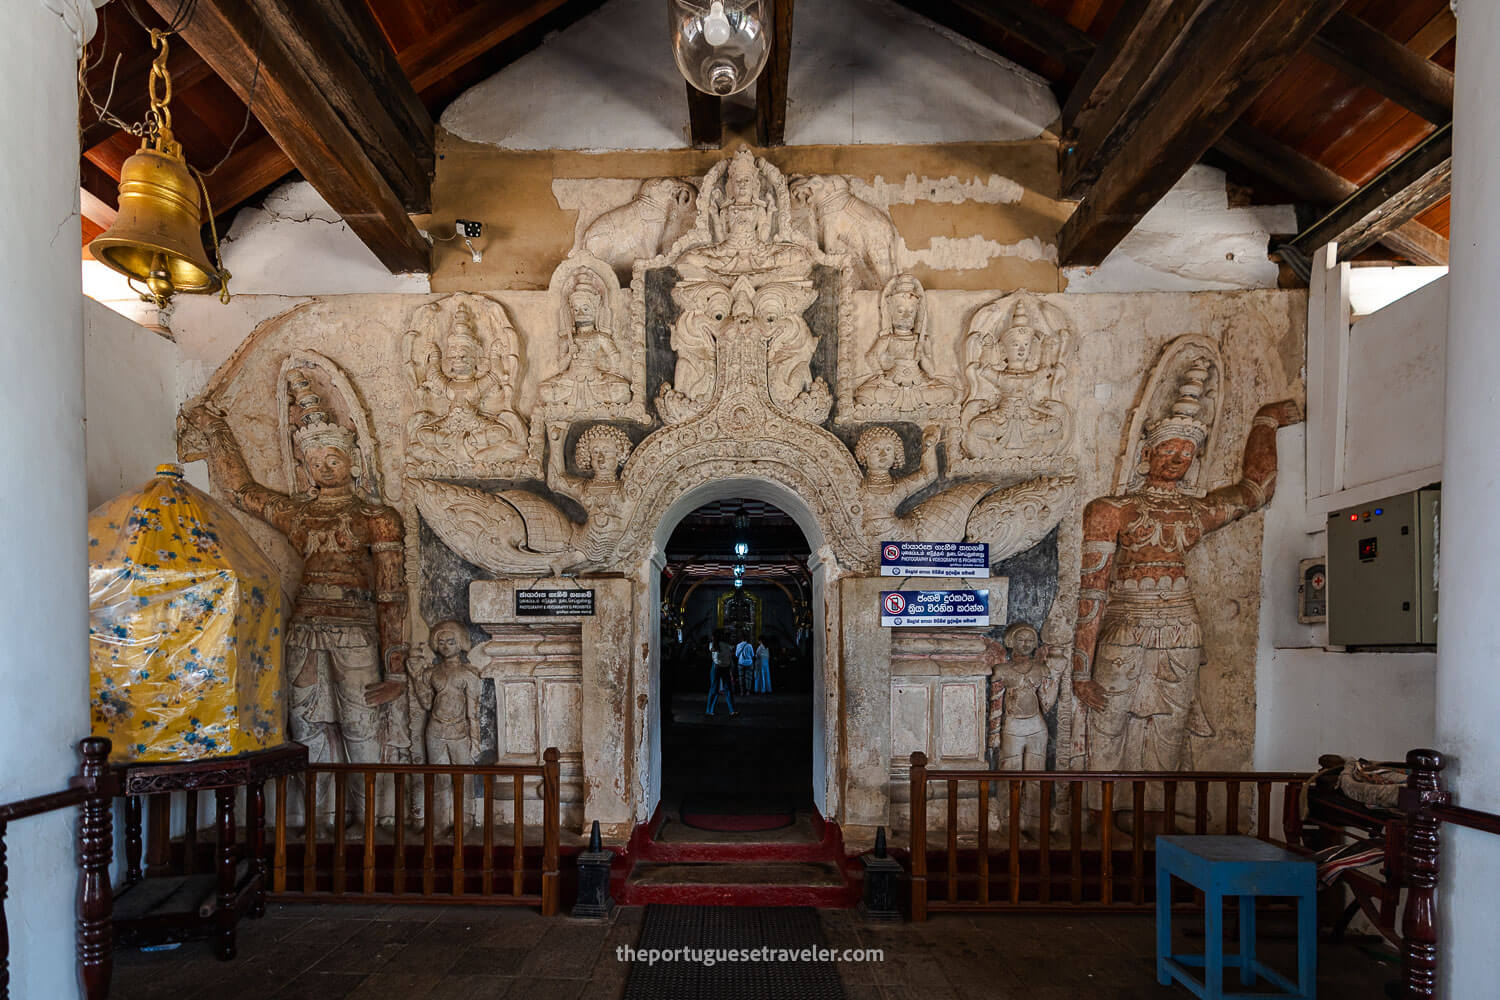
[89,464,286,762]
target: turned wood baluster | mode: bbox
[976,780,989,905]
[512,774,524,898]
[1400,749,1448,1000]
[542,749,560,916]
[946,780,958,904]
[1038,781,1052,904]
[250,781,267,917]
[273,776,287,894]
[77,737,114,999]
[1007,781,1020,904]
[909,752,927,921]
[422,774,436,896]
[482,776,494,897]
[452,772,465,897]
[1256,781,1272,841]
[363,772,376,896]
[302,772,317,893]
[124,796,143,885]
[393,773,406,896]
[214,788,237,959]
[1132,782,1146,905]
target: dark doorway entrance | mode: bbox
[658,498,814,828]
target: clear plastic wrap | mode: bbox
[88,464,286,763]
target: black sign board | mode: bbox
[516,588,595,617]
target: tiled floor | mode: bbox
[111,902,1399,999]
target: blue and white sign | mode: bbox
[880,589,990,627]
[879,540,989,578]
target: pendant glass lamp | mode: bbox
[89,30,224,307]
[668,0,770,96]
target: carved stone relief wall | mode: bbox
[181,147,1305,840]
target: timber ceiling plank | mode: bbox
[755,0,796,147]
[145,0,429,273]
[1308,11,1452,125]
[396,0,573,94]
[1288,122,1452,262]
[1056,0,1346,267]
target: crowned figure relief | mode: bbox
[960,294,1072,461]
[1070,359,1300,801]
[403,297,530,469]
[539,263,634,411]
[184,367,410,825]
[855,273,959,411]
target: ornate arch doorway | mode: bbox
[642,478,837,824]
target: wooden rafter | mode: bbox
[1215,122,1447,265]
[145,0,429,273]
[934,0,1096,73]
[80,44,214,152]
[1287,123,1452,262]
[686,85,723,150]
[756,0,796,147]
[1059,0,1204,199]
[1057,0,1345,267]
[397,0,572,93]
[1308,12,1453,125]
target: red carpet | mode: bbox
[679,811,795,832]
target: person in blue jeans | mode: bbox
[706,629,737,716]
[735,632,756,696]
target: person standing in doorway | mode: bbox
[735,632,756,697]
[754,637,772,694]
[707,629,737,716]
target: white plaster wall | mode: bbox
[1342,275,1446,493]
[83,298,181,508]
[441,0,1057,150]
[0,5,92,997]
[1063,165,1296,293]
[1438,2,1500,994]
[1252,424,1437,772]
[1348,265,1447,320]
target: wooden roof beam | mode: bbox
[1059,0,1206,199]
[756,0,796,146]
[1287,123,1452,263]
[687,85,723,149]
[1215,122,1447,265]
[1057,0,1345,267]
[145,0,429,273]
[1309,12,1453,125]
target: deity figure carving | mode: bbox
[403,297,529,468]
[984,622,1065,830]
[674,149,814,285]
[854,274,958,411]
[1070,360,1301,793]
[183,368,409,824]
[409,422,634,577]
[855,425,1073,560]
[790,173,900,290]
[582,177,698,283]
[539,264,634,411]
[960,294,1072,460]
[410,621,484,831]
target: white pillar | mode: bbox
[1438,2,1500,996]
[0,4,95,997]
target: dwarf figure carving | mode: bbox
[412,621,485,832]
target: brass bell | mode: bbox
[88,139,221,305]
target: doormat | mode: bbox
[622,905,847,1000]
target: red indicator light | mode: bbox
[1349,514,1358,521]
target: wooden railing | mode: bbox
[907,751,1311,920]
[1398,748,1500,1000]
[0,737,115,1000]
[268,747,560,914]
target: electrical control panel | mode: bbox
[1327,486,1439,646]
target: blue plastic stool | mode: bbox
[1156,835,1316,999]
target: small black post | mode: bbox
[570,820,615,920]
[858,826,904,922]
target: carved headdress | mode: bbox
[446,303,482,355]
[1144,356,1213,450]
[287,368,358,456]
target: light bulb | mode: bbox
[703,2,731,46]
